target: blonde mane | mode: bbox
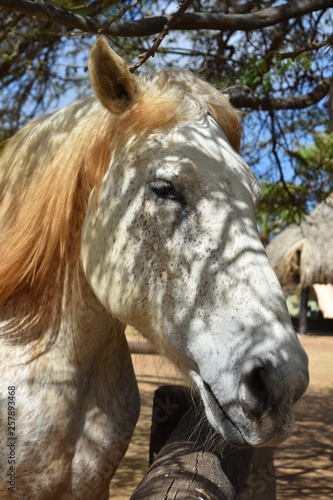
[0,69,241,306]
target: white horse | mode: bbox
[0,37,308,499]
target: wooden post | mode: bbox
[130,386,253,500]
[299,286,309,335]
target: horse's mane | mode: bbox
[0,69,241,306]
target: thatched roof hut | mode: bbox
[266,193,333,288]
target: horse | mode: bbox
[0,37,308,499]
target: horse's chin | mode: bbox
[190,370,294,448]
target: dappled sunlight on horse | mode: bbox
[0,37,308,499]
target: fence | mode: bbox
[130,385,253,500]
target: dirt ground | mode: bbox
[109,334,333,499]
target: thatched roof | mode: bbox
[266,194,333,288]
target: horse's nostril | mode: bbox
[238,366,273,421]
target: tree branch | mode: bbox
[0,0,332,36]
[268,107,295,205]
[230,77,331,111]
[129,0,195,73]
[276,34,333,60]
[97,0,139,37]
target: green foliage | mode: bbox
[275,52,312,75]
[276,58,293,76]
[256,181,308,242]
[294,52,312,71]
[291,134,333,202]
[257,134,333,242]
[241,57,271,92]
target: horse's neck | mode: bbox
[0,264,139,433]
[0,265,128,375]
[60,270,123,370]
[0,267,140,498]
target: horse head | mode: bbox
[82,37,309,448]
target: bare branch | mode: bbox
[97,1,139,37]
[129,0,195,73]
[0,11,24,42]
[230,77,331,111]
[0,0,332,36]
[276,34,333,60]
[268,108,295,205]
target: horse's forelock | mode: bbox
[137,69,241,152]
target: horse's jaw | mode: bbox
[186,319,308,448]
[190,369,247,446]
[190,369,295,448]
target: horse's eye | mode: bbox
[150,180,178,200]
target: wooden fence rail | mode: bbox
[130,385,253,500]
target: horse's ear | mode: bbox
[88,37,138,114]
